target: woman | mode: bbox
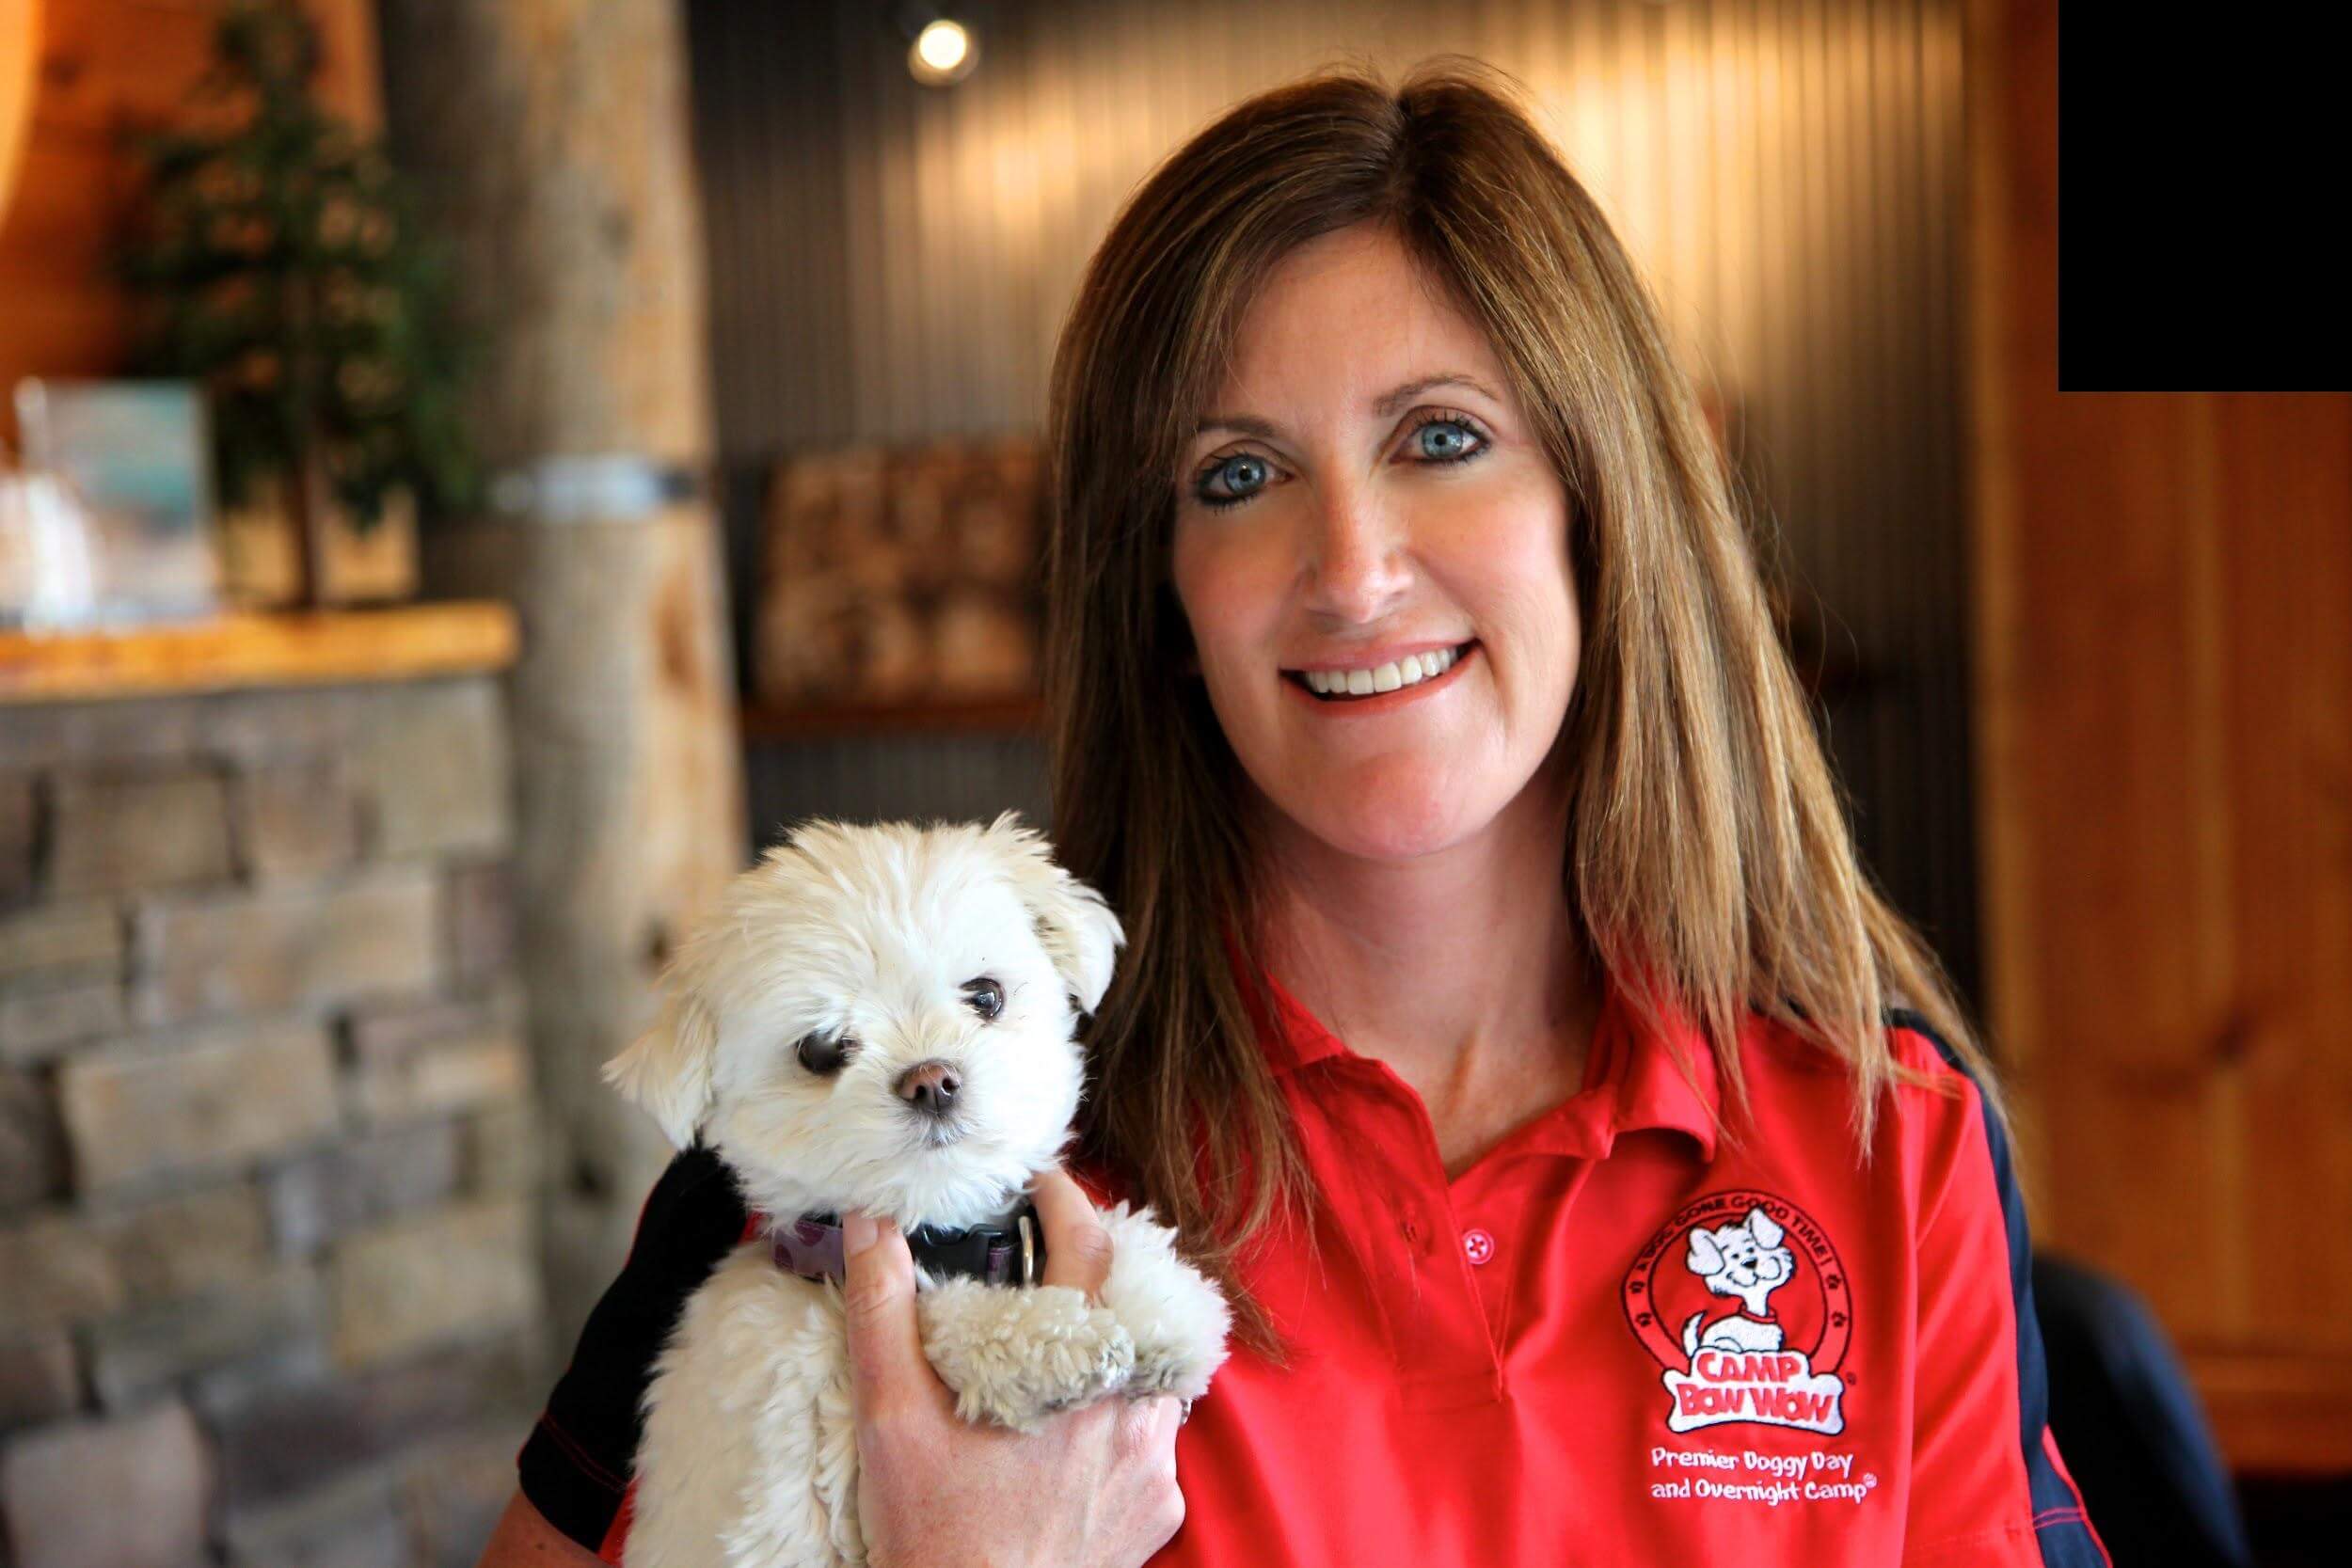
[482,64,2106,1568]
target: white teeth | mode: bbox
[1296,644,1465,699]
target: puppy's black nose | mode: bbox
[895,1059,961,1117]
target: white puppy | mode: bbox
[1678,1207,1795,1356]
[605,816,1231,1568]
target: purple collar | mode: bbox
[773,1206,1046,1288]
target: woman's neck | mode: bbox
[1254,775,1602,1167]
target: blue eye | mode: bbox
[1197,452,1273,508]
[1411,418,1484,462]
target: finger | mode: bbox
[1031,1166,1114,1301]
[839,1212,939,1418]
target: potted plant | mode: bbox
[117,0,474,607]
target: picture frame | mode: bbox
[11,377,222,625]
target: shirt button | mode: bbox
[1462,1227,1496,1266]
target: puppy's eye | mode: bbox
[796,1033,854,1076]
[961,977,1004,1022]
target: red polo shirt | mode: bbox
[1150,975,2107,1566]
[517,973,2108,1566]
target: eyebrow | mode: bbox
[1192,372,1503,440]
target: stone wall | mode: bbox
[0,677,541,1568]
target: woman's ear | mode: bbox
[603,992,719,1148]
[985,813,1125,1016]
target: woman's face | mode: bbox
[1169,223,1581,866]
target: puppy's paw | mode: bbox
[918,1279,1135,1433]
[1095,1203,1232,1401]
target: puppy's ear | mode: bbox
[1685,1228,1725,1275]
[603,992,719,1149]
[1745,1208,1785,1251]
[985,813,1124,1015]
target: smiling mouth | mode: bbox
[1285,641,1476,702]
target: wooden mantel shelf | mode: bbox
[0,601,519,705]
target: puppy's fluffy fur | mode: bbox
[605,816,1231,1568]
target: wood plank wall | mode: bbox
[1,1,36,221]
[1966,0,2352,1473]
[0,0,379,446]
[687,0,1986,1007]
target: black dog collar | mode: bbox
[774,1204,1047,1288]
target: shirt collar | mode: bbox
[1248,958,1722,1163]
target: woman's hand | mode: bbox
[843,1167,1186,1568]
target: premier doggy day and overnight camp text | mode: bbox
[1648,1446,1880,1507]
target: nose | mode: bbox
[894,1059,961,1117]
[1303,482,1411,624]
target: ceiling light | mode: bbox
[909,19,977,87]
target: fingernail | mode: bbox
[843,1212,879,1258]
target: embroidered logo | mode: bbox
[1622,1189,1851,1436]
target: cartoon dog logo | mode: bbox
[1680,1207,1795,1356]
[1622,1190,1851,1436]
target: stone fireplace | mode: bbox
[1,604,544,1568]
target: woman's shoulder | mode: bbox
[1727,1004,2005,1173]
[1733,999,1989,1089]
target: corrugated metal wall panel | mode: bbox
[684,0,1981,1006]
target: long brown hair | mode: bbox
[1044,61,1994,1349]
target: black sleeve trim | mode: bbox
[1887,1009,2109,1568]
[516,1146,750,1552]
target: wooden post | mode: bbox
[377,0,745,1351]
